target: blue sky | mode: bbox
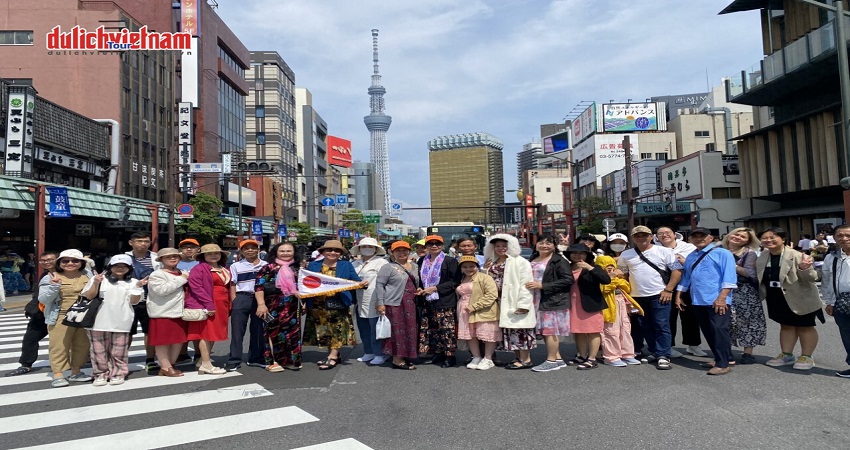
[216,0,763,227]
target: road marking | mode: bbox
[0,343,146,360]
[0,341,46,350]
[0,329,30,336]
[0,325,28,332]
[0,318,29,324]
[0,370,241,406]
[292,439,374,449]
[0,335,28,343]
[0,364,145,387]
[14,406,319,450]
[0,383,273,434]
[0,349,147,372]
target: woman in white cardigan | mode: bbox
[484,234,536,369]
[146,248,189,377]
[351,238,389,365]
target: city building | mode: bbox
[428,132,504,224]
[0,0,178,203]
[666,84,754,158]
[651,92,710,121]
[351,160,377,212]
[246,51,298,224]
[720,0,847,238]
[363,29,392,215]
[516,142,543,188]
[295,87,329,227]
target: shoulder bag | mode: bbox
[61,295,103,328]
[832,254,850,315]
[633,246,671,285]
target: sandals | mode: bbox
[391,361,417,370]
[504,359,534,370]
[566,356,587,366]
[266,363,285,373]
[577,360,599,370]
[318,357,340,370]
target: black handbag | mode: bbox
[61,295,103,328]
[323,295,349,311]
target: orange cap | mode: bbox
[391,241,411,251]
[178,238,199,248]
[424,235,443,244]
[239,239,260,249]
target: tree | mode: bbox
[340,209,375,236]
[286,221,314,246]
[575,196,611,234]
[176,192,234,244]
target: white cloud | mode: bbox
[216,0,763,227]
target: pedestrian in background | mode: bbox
[527,235,574,372]
[39,250,94,387]
[255,242,303,372]
[757,227,822,370]
[485,234,536,370]
[304,240,363,370]
[351,237,389,366]
[375,241,420,370]
[83,255,146,386]
[563,244,610,370]
[186,244,231,375]
[819,224,850,378]
[417,235,461,368]
[721,227,765,364]
[147,248,189,377]
[675,228,737,375]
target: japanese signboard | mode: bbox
[601,102,667,132]
[178,102,193,193]
[572,102,597,144]
[327,135,353,168]
[4,87,36,177]
[660,154,703,199]
[180,0,201,37]
[572,134,639,188]
[46,186,72,218]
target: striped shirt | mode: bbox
[229,258,268,293]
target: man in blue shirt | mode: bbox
[675,227,737,375]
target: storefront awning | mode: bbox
[737,204,844,221]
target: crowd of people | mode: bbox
[5,223,850,386]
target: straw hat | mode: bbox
[155,247,181,262]
[195,243,230,261]
[350,237,386,256]
[316,240,348,255]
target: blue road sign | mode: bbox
[336,194,348,205]
[321,196,335,207]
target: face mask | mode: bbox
[360,248,376,257]
[610,244,627,253]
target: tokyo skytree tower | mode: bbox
[363,29,392,215]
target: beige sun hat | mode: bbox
[350,237,386,256]
[155,247,181,262]
[194,243,231,261]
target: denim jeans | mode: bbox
[356,311,380,355]
[693,305,733,368]
[834,311,850,366]
[632,295,672,358]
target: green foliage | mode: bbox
[341,209,377,236]
[286,221,314,246]
[176,192,234,244]
[575,196,611,234]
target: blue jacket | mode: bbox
[306,260,362,308]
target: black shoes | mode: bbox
[440,357,456,368]
[224,362,241,372]
[5,366,33,377]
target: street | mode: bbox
[1,303,849,450]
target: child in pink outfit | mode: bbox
[596,255,644,367]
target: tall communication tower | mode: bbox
[363,29,392,215]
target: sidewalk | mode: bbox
[1,293,32,311]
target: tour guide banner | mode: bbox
[298,269,361,298]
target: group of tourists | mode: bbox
[6,222,850,386]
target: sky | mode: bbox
[215,0,764,227]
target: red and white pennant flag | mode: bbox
[298,269,361,298]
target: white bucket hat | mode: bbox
[57,249,94,266]
[350,237,386,256]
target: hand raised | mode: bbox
[136,276,149,287]
[93,271,104,283]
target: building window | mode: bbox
[257,133,266,145]
[655,153,667,160]
[711,187,742,199]
[0,30,33,45]
[255,106,265,118]
[640,153,652,160]
[255,79,264,91]
[695,130,710,137]
[546,187,552,192]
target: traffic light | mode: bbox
[120,204,131,221]
[235,161,276,173]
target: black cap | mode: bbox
[689,227,712,236]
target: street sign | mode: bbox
[335,194,348,205]
[222,153,232,174]
[334,203,348,212]
[354,231,360,239]
[189,162,222,173]
[177,203,194,219]
[321,196,335,211]
[288,231,297,238]
[390,203,403,216]
[602,218,616,228]
[277,224,288,237]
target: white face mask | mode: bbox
[360,247,376,257]
[610,244,627,253]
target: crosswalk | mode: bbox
[0,311,374,449]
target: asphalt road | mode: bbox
[1,302,849,450]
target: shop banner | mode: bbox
[46,186,72,218]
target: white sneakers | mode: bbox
[466,357,495,370]
[687,346,708,357]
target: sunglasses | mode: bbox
[59,259,82,264]
[324,249,343,253]
[426,242,443,247]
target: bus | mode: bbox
[421,222,487,252]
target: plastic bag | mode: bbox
[376,315,392,340]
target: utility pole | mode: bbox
[623,135,635,230]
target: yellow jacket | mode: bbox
[596,255,644,322]
[465,271,500,323]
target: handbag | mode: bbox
[182,308,209,321]
[323,296,349,311]
[61,295,103,328]
[832,255,850,315]
[376,315,392,340]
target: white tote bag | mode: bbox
[376,315,392,340]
